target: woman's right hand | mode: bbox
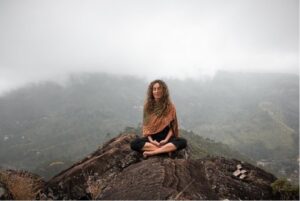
[150,140,160,147]
[148,136,160,147]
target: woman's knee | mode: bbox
[177,138,187,150]
[130,138,144,151]
[181,138,187,148]
[130,139,139,151]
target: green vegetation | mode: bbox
[180,129,252,162]
[0,71,298,183]
[271,178,299,200]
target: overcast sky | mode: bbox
[0,0,299,95]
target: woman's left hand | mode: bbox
[159,139,169,146]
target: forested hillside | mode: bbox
[0,71,298,183]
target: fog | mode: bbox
[0,0,298,94]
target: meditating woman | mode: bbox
[130,79,187,158]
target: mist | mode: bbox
[0,0,298,95]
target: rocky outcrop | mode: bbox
[0,181,13,200]
[37,132,280,200]
[0,169,45,200]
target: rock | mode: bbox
[239,174,247,179]
[0,181,13,200]
[233,163,249,180]
[38,133,141,200]
[0,169,45,200]
[37,132,279,200]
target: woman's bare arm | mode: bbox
[148,136,153,142]
[148,136,160,146]
[159,128,173,145]
[165,128,174,141]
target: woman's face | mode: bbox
[152,82,163,101]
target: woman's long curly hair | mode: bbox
[144,79,172,118]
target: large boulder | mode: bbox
[38,132,279,200]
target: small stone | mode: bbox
[239,174,247,179]
[233,170,241,177]
[58,181,63,188]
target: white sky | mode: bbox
[0,0,299,94]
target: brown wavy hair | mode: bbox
[143,79,172,118]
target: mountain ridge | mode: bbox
[1,130,298,200]
[0,71,298,183]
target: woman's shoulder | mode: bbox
[169,101,177,111]
[169,101,176,108]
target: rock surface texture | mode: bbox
[0,181,13,200]
[37,133,279,200]
[0,169,45,200]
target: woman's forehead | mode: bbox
[153,82,161,88]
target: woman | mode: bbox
[130,79,187,158]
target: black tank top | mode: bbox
[151,125,170,142]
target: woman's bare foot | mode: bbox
[142,152,147,158]
[143,151,153,158]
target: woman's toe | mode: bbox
[143,152,148,158]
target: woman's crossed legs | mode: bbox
[142,142,176,158]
